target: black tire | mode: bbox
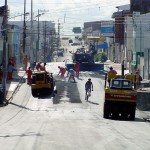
[129,106,136,120]
[112,105,119,119]
[103,103,109,119]
[32,89,38,97]
[121,106,128,119]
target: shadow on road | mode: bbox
[53,80,82,104]
[87,100,99,105]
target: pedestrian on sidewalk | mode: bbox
[23,55,29,71]
[7,62,14,80]
[26,67,32,84]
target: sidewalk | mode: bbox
[0,65,26,102]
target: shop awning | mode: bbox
[87,36,101,40]
[97,43,108,49]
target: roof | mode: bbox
[116,4,130,11]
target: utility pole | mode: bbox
[23,0,26,53]
[37,9,40,62]
[44,21,46,62]
[58,19,60,48]
[1,0,8,104]
[30,0,34,63]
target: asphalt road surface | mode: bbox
[0,42,150,150]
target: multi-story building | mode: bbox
[9,21,55,63]
[112,5,132,65]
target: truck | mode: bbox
[31,71,56,97]
[103,63,137,120]
[72,47,94,64]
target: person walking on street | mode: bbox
[58,66,66,78]
[74,62,80,78]
[26,67,32,84]
[23,55,28,71]
[68,68,76,82]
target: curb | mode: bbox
[7,73,26,103]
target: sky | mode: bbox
[0,0,130,36]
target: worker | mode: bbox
[35,62,42,71]
[58,66,66,78]
[107,66,117,86]
[67,68,76,82]
[7,62,14,80]
[135,71,142,90]
[26,67,32,84]
[40,63,46,71]
[74,62,80,78]
[23,55,28,71]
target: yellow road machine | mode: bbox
[103,63,137,120]
[31,71,56,97]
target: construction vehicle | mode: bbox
[103,62,137,120]
[31,71,56,97]
[72,47,94,64]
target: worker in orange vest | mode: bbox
[107,66,117,86]
[23,55,28,71]
[74,62,80,78]
[135,71,142,90]
[26,67,32,84]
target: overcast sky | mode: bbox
[0,0,130,36]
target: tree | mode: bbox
[100,52,108,62]
[94,52,108,62]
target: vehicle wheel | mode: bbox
[112,105,119,119]
[129,106,136,120]
[32,89,38,97]
[121,107,128,119]
[103,103,109,119]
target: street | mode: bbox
[0,43,150,150]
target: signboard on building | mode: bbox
[100,21,114,37]
[144,48,150,79]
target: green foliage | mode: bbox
[101,52,108,62]
[94,53,101,62]
[94,52,108,62]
